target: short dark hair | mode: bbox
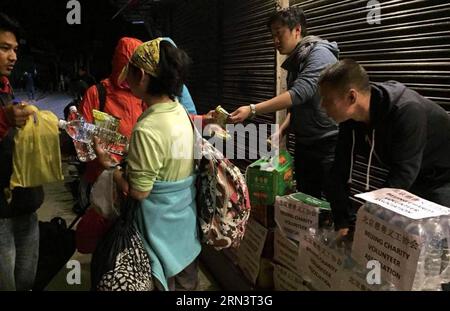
[130,41,191,100]
[267,7,308,37]
[319,59,370,93]
[0,12,21,40]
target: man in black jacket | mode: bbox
[319,59,450,238]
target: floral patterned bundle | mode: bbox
[196,141,251,250]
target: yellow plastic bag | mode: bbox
[10,105,64,188]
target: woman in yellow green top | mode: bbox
[94,38,201,291]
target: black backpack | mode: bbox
[63,83,106,120]
[33,216,80,290]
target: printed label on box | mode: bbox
[351,208,422,290]
[237,218,268,284]
[298,234,345,291]
[274,228,300,273]
[275,196,319,242]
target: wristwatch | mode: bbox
[249,104,256,119]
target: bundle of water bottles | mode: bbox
[292,188,450,291]
[59,106,128,162]
[361,202,450,291]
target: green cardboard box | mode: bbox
[246,150,294,206]
[275,192,333,242]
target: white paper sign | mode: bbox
[355,188,450,219]
[275,196,319,242]
[298,234,346,291]
[351,208,422,290]
[274,228,300,273]
[273,264,307,291]
[237,218,268,284]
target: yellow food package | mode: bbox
[92,109,120,132]
[10,105,64,188]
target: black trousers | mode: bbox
[294,136,337,201]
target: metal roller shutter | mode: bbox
[170,0,221,114]
[291,0,450,109]
[289,0,450,203]
[170,0,278,172]
[222,0,277,171]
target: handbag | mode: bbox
[90,196,153,291]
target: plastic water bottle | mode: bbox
[362,202,393,221]
[405,220,427,290]
[407,218,444,290]
[59,119,128,156]
[363,202,378,215]
[389,214,410,230]
[439,216,450,284]
[67,106,78,121]
[373,207,394,222]
[66,106,96,162]
[422,219,444,290]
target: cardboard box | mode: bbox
[222,247,239,265]
[235,218,274,289]
[275,192,332,242]
[250,204,275,228]
[297,233,346,291]
[273,263,309,291]
[236,218,268,285]
[274,227,300,274]
[247,150,293,206]
[256,258,274,290]
[261,227,274,259]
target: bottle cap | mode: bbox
[58,119,68,129]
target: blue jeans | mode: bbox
[0,213,39,291]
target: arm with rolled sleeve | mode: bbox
[289,46,338,108]
[127,128,164,193]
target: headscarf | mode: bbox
[118,37,163,83]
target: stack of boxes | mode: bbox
[228,149,450,290]
[237,149,339,290]
[273,192,333,291]
[232,150,294,289]
[270,188,450,291]
[246,149,294,228]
